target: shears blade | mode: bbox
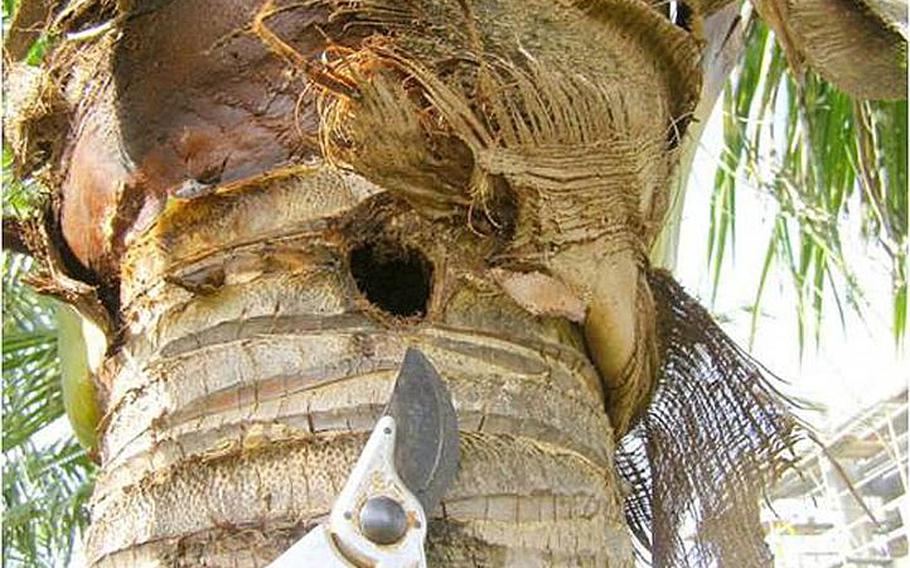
[386,347,460,516]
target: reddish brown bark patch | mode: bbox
[59,1,365,279]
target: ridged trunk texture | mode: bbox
[86,168,631,565]
[6,0,705,565]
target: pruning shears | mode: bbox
[268,348,460,567]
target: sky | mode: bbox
[675,99,908,435]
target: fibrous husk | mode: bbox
[3,0,55,60]
[693,0,740,16]
[309,0,702,244]
[3,60,71,178]
[617,268,812,566]
[3,6,121,334]
[2,0,119,177]
[644,0,739,18]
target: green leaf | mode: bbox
[2,252,95,566]
[25,33,53,67]
[706,17,907,348]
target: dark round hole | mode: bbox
[349,240,432,318]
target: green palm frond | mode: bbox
[707,16,908,350]
[2,147,36,217]
[2,326,61,452]
[4,2,94,559]
[3,440,95,568]
[2,252,96,566]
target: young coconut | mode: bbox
[57,304,106,451]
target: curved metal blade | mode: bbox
[387,347,460,515]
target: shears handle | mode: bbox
[267,525,349,567]
[266,416,428,567]
[268,522,427,567]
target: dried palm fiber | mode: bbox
[617,268,815,567]
[643,0,740,19]
[2,61,71,178]
[691,0,739,16]
[287,0,703,434]
[754,0,908,100]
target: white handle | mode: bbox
[267,524,352,567]
[266,416,428,567]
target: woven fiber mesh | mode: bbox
[618,268,814,567]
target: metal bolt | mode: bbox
[359,496,408,545]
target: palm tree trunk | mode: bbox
[7,0,705,565]
[85,167,631,566]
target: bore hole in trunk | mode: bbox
[349,240,433,318]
